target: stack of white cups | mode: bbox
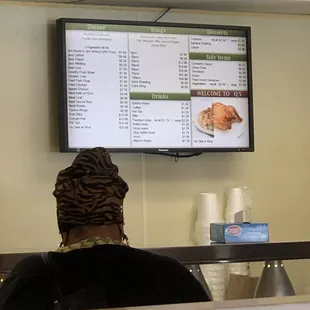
[225,188,245,223]
[195,193,220,245]
[195,193,226,301]
[225,188,249,277]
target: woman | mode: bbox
[0,147,210,309]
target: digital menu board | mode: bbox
[57,18,254,152]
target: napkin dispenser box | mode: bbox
[210,223,269,244]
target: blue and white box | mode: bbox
[210,223,269,243]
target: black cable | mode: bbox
[145,152,203,160]
[153,8,171,22]
[177,152,203,158]
[68,0,85,3]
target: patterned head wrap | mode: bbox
[53,147,129,233]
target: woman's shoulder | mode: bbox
[7,254,46,278]
[0,254,50,309]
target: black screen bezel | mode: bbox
[56,18,254,153]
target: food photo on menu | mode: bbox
[191,96,249,147]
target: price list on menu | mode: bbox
[64,23,249,149]
[118,50,129,132]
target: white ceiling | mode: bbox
[10,0,310,14]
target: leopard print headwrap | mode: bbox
[53,147,129,233]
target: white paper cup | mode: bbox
[228,262,249,276]
[195,236,211,246]
[225,212,240,218]
[229,266,248,270]
[209,283,226,290]
[206,277,226,285]
[197,193,222,222]
[228,270,246,274]
[201,264,227,273]
[229,263,248,268]
[194,222,211,245]
[226,188,245,221]
[212,295,225,301]
[225,214,236,223]
[212,292,225,301]
[203,269,225,277]
[228,265,248,270]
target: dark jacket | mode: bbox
[0,245,210,309]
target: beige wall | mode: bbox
[0,1,310,260]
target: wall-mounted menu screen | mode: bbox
[57,18,254,153]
